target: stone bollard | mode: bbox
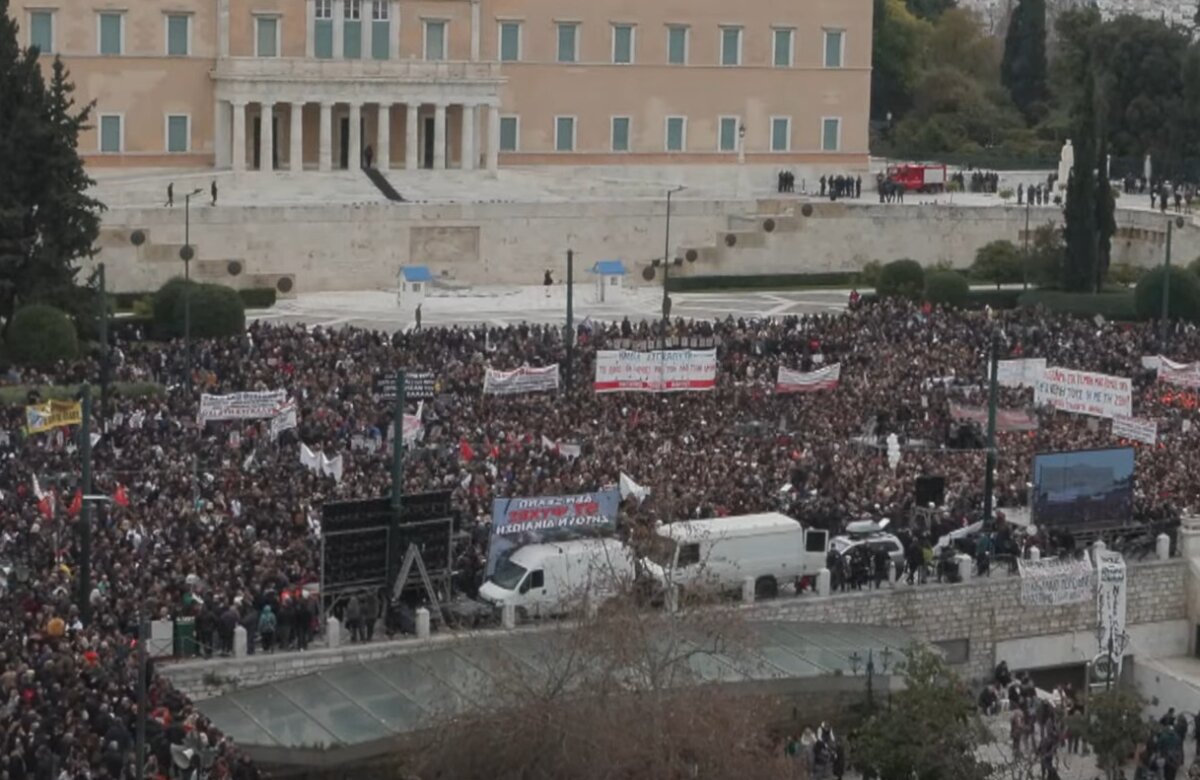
[326,616,341,649]
[416,607,430,640]
[233,625,247,658]
[742,577,756,604]
[664,585,680,614]
[817,568,831,597]
[957,554,972,583]
[1157,533,1171,561]
[887,560,897,588]
[501,603,516,629]
[1092,540,1107,565]
[1029,546,1041,562]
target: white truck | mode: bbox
[478,538,636,618]
[641,512,829,599]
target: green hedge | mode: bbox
[152,278,246,339]
[924,270,969,307]
[1134,266,1200,323]
[665,272,862,292]
[114,287,275,312]
[5,305,79,368]
[876,259,925,300]
[1016,290,1138,320]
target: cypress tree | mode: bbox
[1001,0,1048,120]
[1063,63,1099,292]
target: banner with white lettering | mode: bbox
[594,349,717,393]
[1034,367,1132,419]
[1111,415,1157,445]
[487,489,621,575]
[269,400,298,441]
[995,358,1047,388]
[1018,557,1095,606]
[776,363,841,393]
[1096,550,1128,673]
[483,364,560,395]
[1157,357,1200,389]
[374,371,436,401]
[198,390,288,423]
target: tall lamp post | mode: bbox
[660,185,686,350]
[180,188,202,392]
[1161,215,1183,352]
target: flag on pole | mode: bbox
[619,472,650,503]
[112,484,130,508]
[67,490,82,517]
[32,476,53,520]
[459,438,475,462]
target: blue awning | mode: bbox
[400,266,433,282]
[590,260,627,276]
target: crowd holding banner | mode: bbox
[776,363,841,393]
[1112,415,1158,446]
[594,348,717,392]
[487,489,621,574]
[995,358,1048,389]
[1034,367,1133,419]
[483,364,560,395]
[24,399,82,433]
[197,389,288,422]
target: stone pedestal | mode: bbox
[742,577,756,604]
[326,616,341,648]
[1029,546,1041,562]
[501,603,516,629]
[887,561,897,588]
[957,554,973,583]
[233,625,247,658]
[416,607,430,639]
[817,568,831,597]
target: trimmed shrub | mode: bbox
[971,240,1024,287]
[999,188,1014,201]
[1107,262,1145,288]
[664,272,859,292]
[5,305,79,368]
[153,278,246,339]
[1018,290,1138,320]
[876,259,925,300]
[1188,256,1200,278]
[237,287,277,309]
[857,260,884,288]
[1135,266,1200,324]
[924,270,969,307]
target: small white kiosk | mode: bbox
[396,265,433,306]
[590,260,627,303]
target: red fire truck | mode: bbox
[886,163,949,193]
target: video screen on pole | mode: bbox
[1032,447,1135,528]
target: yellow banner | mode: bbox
[25,400,83,434]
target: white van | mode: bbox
[641,513,828,599]
[478,538,636,618]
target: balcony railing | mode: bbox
[214,56,503,84]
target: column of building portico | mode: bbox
[319,102,333,172]
[486,104,499,176]
[214,101,231,168]
[433,103,447,170]
[232,101,247,172]
[348,103,362,169]
[460,105,476,171]
[333,0,344,59]
[405,103,419,170]
[290,103,304,171]
[259,102,274,171]
[377,104,391,170]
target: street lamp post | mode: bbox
[180,188,202,393]
[661,185,686,350]
[1162,215,1182,352]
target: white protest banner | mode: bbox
[269,400,298,441]
[1157,357,1200,389]
[320,452,344,483]
[483,364,560,395]
[198,390,287,423]
[541,435,582,460]
[299,443,321,473]
[1018,557,1095,606]
[1034,366,1132,419]
[776,363,841,393]
[1112,415,1157,445]
[594,349,717,393]
[1141,355,1161,371]
[1096,550,1128,672]
[995,358,1047,388]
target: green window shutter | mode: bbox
[371,21,389,59]
[612,117,629,152]
[825,31,843,67]
[167,15,189,56]
[167,116,189,152]
[774,29,791,67]
[557,24,576,63]
[719,118,737,152]
[315,20,333,58]
[822,118,840,151]
[344,20,362,58]
[555,117,574,152]
[666,118,683,151]
[613,26,631,64]
[425,22,445,60]
[667,27,685,64]
[771,118,789,151]
[30,12,52,53]
[257,18,277,57]
[100,116,121,152]
[500,23,519,61]
[499,117,517,151]
[99,14,122,55]
[721,28,739,65]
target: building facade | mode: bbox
[8,0,871,171]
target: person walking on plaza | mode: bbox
[364,144,374,169]
[346,594,363,642]
[211,179,218,206]
[165,182,174,207]
[543,269,553,298]
[258,604,277,653]
[415,303,422,331]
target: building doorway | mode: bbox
[422,117,434,169]
[252,115,279,170]
[339,117,350,169]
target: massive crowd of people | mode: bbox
[3,298,1200,778]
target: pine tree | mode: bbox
[1001,0,1048,120]
[0,0,102,326]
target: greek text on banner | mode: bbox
[594,349,717,393]
[1018,557,1095,607]
[487,489,621,575]
[25,400,83,434]
[198,390,288,422]
[1034,366,1131,419]
[1111,415,1157,445]
[483,364,560,395]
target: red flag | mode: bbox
[113,484,130,508]
[37,496,53,521]
[67,490,82,517]
[459,438,475,462]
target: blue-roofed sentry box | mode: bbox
[397,265,432,308]
[590,260,627,303]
